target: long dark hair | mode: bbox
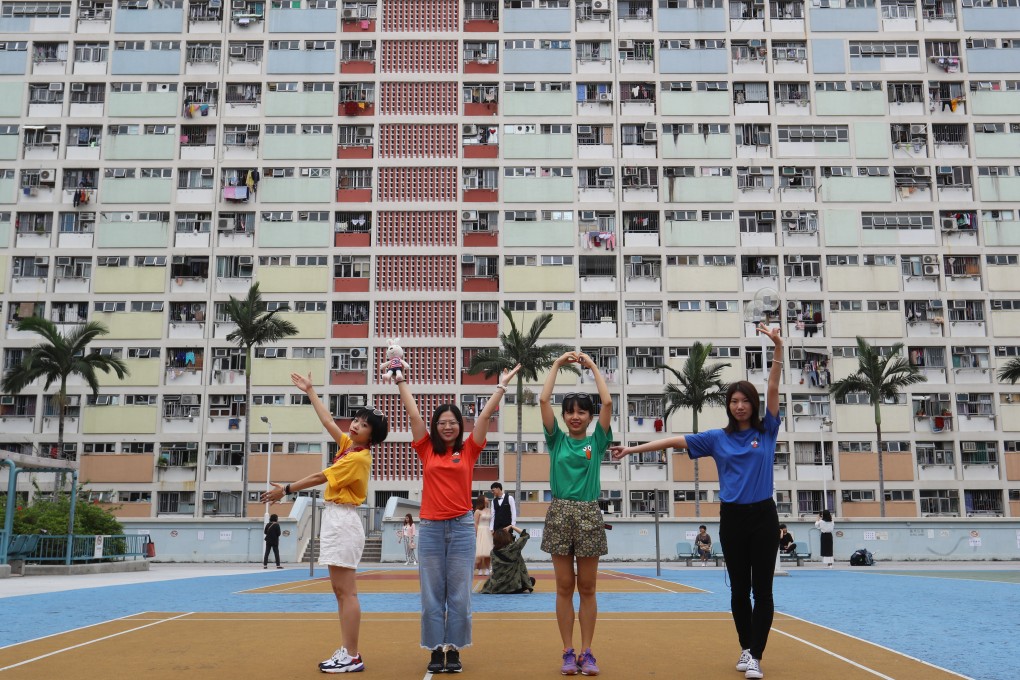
[723,381,765,434]
[821,509,832,522]
[403,513,414,526]
[429,403,464,454]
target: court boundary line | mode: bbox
[598,569,708,594]
[0,612,193,672]
[0,611,149,652]
[777,612,972,680]
[238,569,386,594]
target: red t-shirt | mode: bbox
[413,434,485,520]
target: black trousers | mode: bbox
[718,498,780,661]
[263,542,280,567]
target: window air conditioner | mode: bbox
[598,166,613,177]
[790,348,805,361]
[461,254,476,264]
[577,125,593,134]
[201,168,214,177]
[358,41,374,50]
[937,166,953,174]
[70,83,86,92]
[232,0,246,8]
[229,46,244,57]
[203,491,217,501]
[238,256,253,265]
[787,255,802,263]
[580,211,596,221]
[48,82,63,91]
[923,264,939,276]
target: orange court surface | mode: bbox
[0,565,987,679]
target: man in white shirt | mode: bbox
[489,482,516,536]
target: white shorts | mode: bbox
[318,503,365,569]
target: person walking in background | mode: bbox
[261,372,388,674]
[480,526,536,594]
[263,513,282,569]
[474,496,493,577]
[539,351,613,677]
[695,525,713,567]
[489,481,517,538]
[610,323,785,680]
[398,513,417,566]
[395,362,521,675]
[815,510,835,568]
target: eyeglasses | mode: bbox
[360,407,386,419]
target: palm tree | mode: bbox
[660,341,730,517]
[467,304,577,500]
[829,336,926,517]
[997,357,1020,384]
[1,317,128,474]
[223,283,299,517]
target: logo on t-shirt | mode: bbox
[451,451,462,464]
[751,439,760,449]
[584,444,592,459]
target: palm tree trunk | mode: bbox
[875,402,886,518]
[57,380,67,490]
[241,346,252,518]
[692,409,700,518]
[514,377,524,502]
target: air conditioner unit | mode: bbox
[941,217,957,230]
[642,131,657,142]
[623,167,637,176]
[461,254,476,264]
[577,125,593,134]
[597,92,612,101]
[348,395,366,407]
[201,168,214,177]
[462,124,478,136]
[937,166,953,174]
[182,395,198,405]
[788,255,802,263]
[56,256,72,266]
[238,255,254,265]
[950,300,967,309]
[209,0,221,7]
[70,83,86,92]
[41,133,58,145]
[598,166,613,177]
[300,168,310,176]
[792,402,811,415]
[580,210,596,221]
[358,40,374,50]
[461,211,478,221]
[782,210,797,220]
[232,0,246,8]
[923,264,939,276]
[341,8,357,19]
[38,169,56,183]
[619,40,634,49]
[922,255,937,264]
[592,0,611,12]
[218,218,233,230]
[349,348,365,358]
[48,82,63,91]
[156,84,171,93]
[229,46,244,57]
[203,491,217,501]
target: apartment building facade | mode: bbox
[1,0,1019,521]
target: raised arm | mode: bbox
[757,323,783,418]
[540,351,575,432]
[291,372,345,444]
[608,435,688,460]
[471,364,521,446]
[395,379,428,442]
[578,352,613,433]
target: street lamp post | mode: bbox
[821,418,833,511]
[260,416,272,523]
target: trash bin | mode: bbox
[144,537,156,558]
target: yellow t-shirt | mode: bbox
[322,432,372,505]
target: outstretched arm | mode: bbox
[757,323,783,418]
[472,364,521,446]
[291,372,345,444]
[260,471,328,504]
[540,351,575,432]
[578,352,613,434]
[395,379,428,442]
[608,435,688,460]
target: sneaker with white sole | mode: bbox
[735,649,752,672]
[744,658,763,679]
[319,648,364,674]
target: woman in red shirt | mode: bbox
[395,364,519,674]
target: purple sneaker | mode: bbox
[561,648,579,676]
[579,649,599,676]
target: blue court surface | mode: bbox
[0,563,1016,679]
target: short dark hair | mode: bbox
[779,524,788,530]
[429,403,464,454]
[723,381,764,434]
[353,407,389,445]
[490,482,503,491]
[269,514,278,522]
[699,525,706,531]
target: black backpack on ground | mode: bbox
[849,548,874,566]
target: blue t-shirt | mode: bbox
[685,410,781,504]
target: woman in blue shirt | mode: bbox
[610,323,783,680]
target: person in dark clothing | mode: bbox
[264,513,283,569]
[480,526,535,594]
[778,524,796,555]
[489,481,516,537]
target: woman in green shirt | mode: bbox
[539,351,613,677]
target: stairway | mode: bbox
[302,533,382,563]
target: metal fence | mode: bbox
[6,534,148,564]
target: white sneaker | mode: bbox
[736,649,752,672]
[319,647,365,674]
[745,658,763,679]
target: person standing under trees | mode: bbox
[539,351,613,677]
[263,513,282,569]
[815,510,835,568]
[261,372,389,675]
[610,323,785,680]
[394,363,521,675]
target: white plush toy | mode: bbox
[380,338,410,383]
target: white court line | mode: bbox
[115,615,736,623]
[0,612,193,672]
[0,611,153,652]
[776,613,972,680]
[599,569,704,594]
[243,569,385,594]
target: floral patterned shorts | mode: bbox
[541,498,608,558]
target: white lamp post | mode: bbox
[261,416,272,523]
[822,418,833,511]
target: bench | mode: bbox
[6,534,41,563]
[780,540,811,567]
[676,541,724,567]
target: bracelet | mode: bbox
[284,483,291,494]
[771,361,784,367]
[394,378,406,384]
[495,384,507,392]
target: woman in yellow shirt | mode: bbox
[262,372,389,674]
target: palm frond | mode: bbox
[997,357,1020,384]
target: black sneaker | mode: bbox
[445,649,463,673]
[428,648,446,673]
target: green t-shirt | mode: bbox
[543,419,612,502]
